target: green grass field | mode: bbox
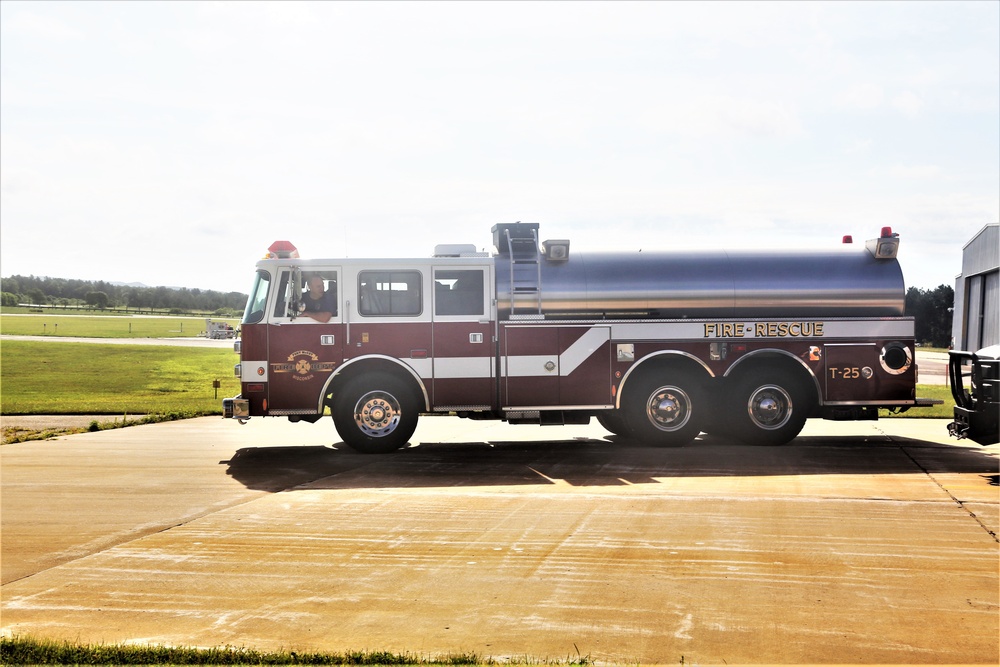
[1,314,238,338]
[1,340,240,415]
[886,383,953,418]
[1,635,507,666]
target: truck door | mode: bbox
[267,267,343,414]
[431,266,494,410]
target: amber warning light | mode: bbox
[267,240,299,259]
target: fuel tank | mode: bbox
[493,227,905,319]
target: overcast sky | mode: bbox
[1,1,997,294]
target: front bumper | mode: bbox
[948,406,999,446]
[222,396,250,420]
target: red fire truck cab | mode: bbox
[223,223,937,453]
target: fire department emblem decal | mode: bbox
[272,350,336,382]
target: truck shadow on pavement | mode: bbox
[222,434,1000,492]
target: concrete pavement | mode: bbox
[2,416,997,664]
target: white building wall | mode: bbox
[953,224,1000,350]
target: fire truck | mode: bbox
[223,222,937,453]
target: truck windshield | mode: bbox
[242,270,271,324]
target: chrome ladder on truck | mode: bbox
[505,226,542,318]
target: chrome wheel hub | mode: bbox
[646,386,692,432]
[747,385,793,430]
[354,391,401,437]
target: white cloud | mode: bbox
[844,139,873,155]
[837,83,884,110]
[892,91,924,117]
[1,8,83,41]
[886,164,943,180]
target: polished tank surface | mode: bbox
[495,248,905,318]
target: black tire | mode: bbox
[597,410,632,438]
[332,373,419,453]
[621,371,704,446]
[727,370,809,446]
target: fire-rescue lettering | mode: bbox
[704,322,745,338]
[704,322,825,338]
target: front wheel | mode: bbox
[622,371,704,446]
[597,410,632,439]
[727,371,810,446]
[333,373,419,453]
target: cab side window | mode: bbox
[359,271,421,316]
[434,270,485,316]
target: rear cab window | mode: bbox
[359,270,422,317]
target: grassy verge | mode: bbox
[881,383,954,419]
[0,340,240,414]
[1,314,238,338]
[0,635,527,666]
[1,412,197,444]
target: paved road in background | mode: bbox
[916,349,949,384]
[0,334,234,347]
[2,416,996,664]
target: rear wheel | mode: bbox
[333,373,419,453]
[622,371,704,446]
[727,370,809,446]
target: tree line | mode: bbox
[905,284,954,348]
[1,274,248,315]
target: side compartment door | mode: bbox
[503,325,612,408]
[558,326,612,407]
[824,341,914,404]
[431,266,494,410]
[503,324,559,407]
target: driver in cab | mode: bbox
[300,275,337,322]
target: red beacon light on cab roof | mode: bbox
[266,240,299,259]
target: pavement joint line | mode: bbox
[870,422,999,541]
[2,491,295,588]
[891,438,1000,544]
